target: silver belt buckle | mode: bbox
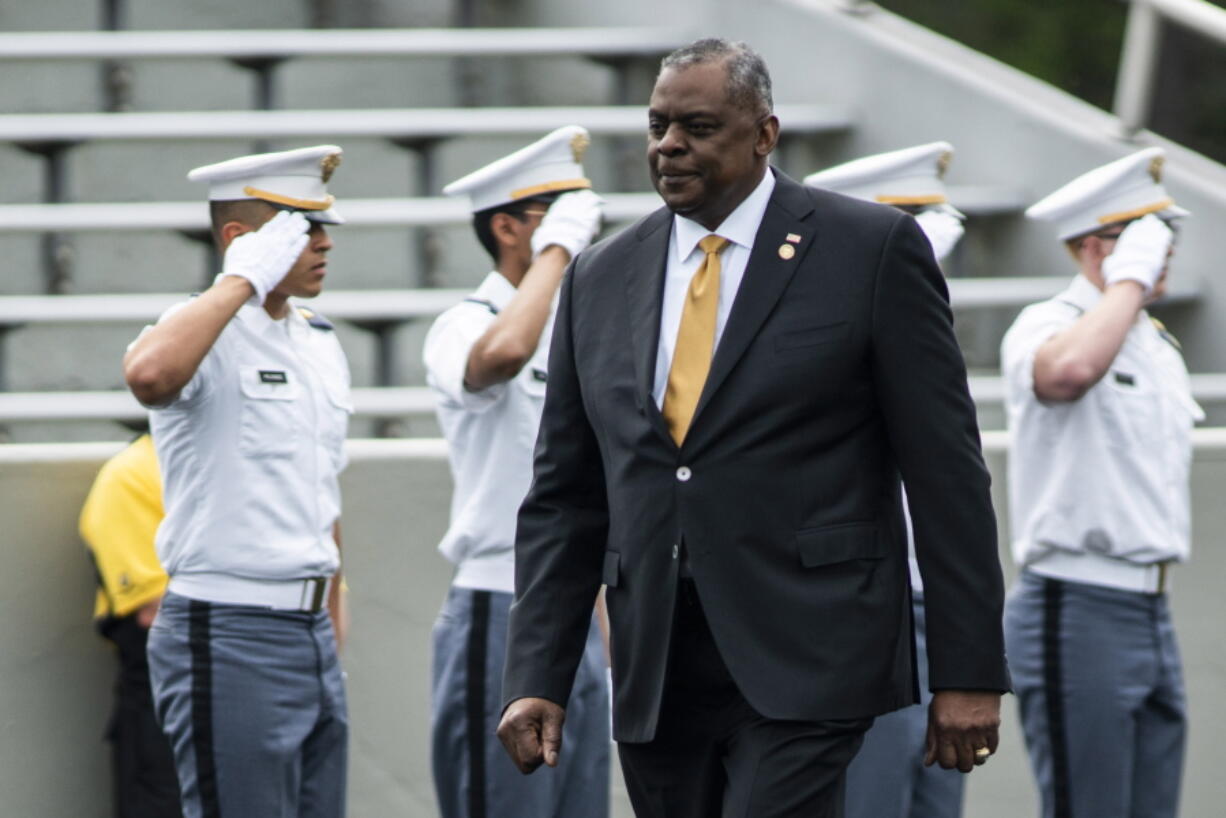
[301,577,328,612]
[1143,562,1170,595]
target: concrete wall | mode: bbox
[3,442,1226,816]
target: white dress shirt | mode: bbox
[1001,274,1203,592]
[652,169,777,408]
[142,299,352,587]
[423,272,553,594]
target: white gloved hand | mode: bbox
[530,189,604,261]
[1101,213,1174,295]
[219,210,311,303]
[914,209,965,262]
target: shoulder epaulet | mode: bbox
[1151,317,1181,350]
[463,297,500,316]
[298,308,334,330]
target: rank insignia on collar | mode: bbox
[298,307,334,330]
[1151,317,1181,350]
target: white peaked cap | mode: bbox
[1026,147,1190,240]
[188,144,344,225]
[803,141,962,217]
[443,125,592,213]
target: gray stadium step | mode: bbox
[8,275,1189,328]
[0,27,690,61]
[0,185,1026,233]
[0,104,852,144]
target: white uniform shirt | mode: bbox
[1001,274,1203,578]
[652,169,776,407]
[423,272,552,594]
[142,299,352,582]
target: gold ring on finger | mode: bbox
[974,747,991,760]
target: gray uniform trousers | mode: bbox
[844,595,965,818]
[431,586,610,818]
[147,591,348,818]
[1004,572,1185,818]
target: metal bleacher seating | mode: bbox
[0,26,685,425]
[0,27,709,287]
[0,27,691,61]
[0,103,850,143]
[0,184,1023,234]
[0,27,865,427]
[12,272,1195,400]
[9,370,1226,427]
[1,11,1219,441]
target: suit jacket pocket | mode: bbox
[602,551,621,588]
[775,321,850,353]
[796,522,884,568]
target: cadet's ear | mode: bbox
[218,220,252,251]
[489,212,523,251]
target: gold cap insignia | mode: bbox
[937,150,952,179]
[778,244,796,260]
[320,153,342,183]
[570,132,591,163]
[1148,155,1164,183]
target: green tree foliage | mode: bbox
[879,0,1226,163]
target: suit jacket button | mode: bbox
[676,466,692,482]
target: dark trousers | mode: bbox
[618,580,871,818]
[102,616,183,818]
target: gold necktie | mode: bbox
[663,235,729,445]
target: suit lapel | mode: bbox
[690,174,818,429]
[622,208,677,449]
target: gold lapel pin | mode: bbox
[778,244,796,260]
[786,233,802,244]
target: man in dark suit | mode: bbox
[497,38,1010,816]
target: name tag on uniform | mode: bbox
[532,368,548,383]
[259,370,289,384]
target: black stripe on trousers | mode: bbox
[466,591,492,818]
[188,600,222,818]
[1042,579,1072,818]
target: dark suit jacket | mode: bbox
[504,171,1009,743]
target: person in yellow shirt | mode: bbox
[80,432,181,818]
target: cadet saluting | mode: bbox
[1002,147,1197,818]
[424,126,609,818]
[124,145,353,818]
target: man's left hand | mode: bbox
[923,690,1002,773]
